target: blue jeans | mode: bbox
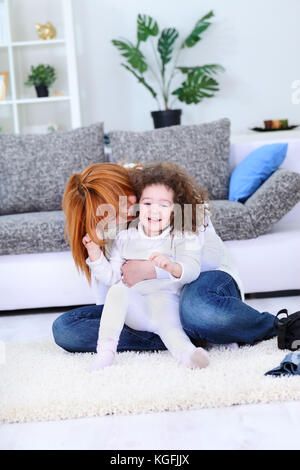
[52,271,277,353]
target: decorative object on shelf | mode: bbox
[24,64,57,98]
[35,21,57,40]
[251,119,298,132]
[112,11,224,128]
[272,120,282,130]
[265,119,288,130]
[47,122,59,133]
[53,91,64,97]
[0,72,8,101]
[263,120,272,130]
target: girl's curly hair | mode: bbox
[128,161,209,234]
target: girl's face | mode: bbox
[139,184,174,237]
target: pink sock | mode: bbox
[94,349,116,369]
[179,347,209,369]
[97,337,118,366]
[88,338,118,371]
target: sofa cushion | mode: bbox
[109,118,231,200]
[0,123,105,216]
[244,169,300,237]
[229,143,288,202]
[0,211,68,255]
[209,200,256,241]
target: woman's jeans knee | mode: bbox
[52,305,103,353]
[52,304,167,353]
[179,270,277,345]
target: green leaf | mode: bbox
[137,14,159,43]
[24,64,57,87]
[121,63,157,99]
[177,64,225,76]
[172,69,220,104]
[182,10,214,48]
[112,39,147,73]
[158,28,179,73]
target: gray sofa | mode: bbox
[1,118,300,310]
[108,118,300,241]
[0,123,106,256]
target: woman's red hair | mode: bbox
[62,163,135,283]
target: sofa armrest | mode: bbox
[244,169,300,236]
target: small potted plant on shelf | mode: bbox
[112,10,224,128]
[24,64,57,98]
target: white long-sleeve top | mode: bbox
[87,214,244,302]
[86,221,204,296]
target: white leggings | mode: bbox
[97,282,196,363]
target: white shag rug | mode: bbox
[1,338,300,424]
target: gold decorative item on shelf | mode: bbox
[35,22,56,40]
[0,71,8,101]
[271,120,282,130]
[264,119,289,130]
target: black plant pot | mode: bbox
[151,109,182,129]
[35,85,49,98]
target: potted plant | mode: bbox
[112,10,224,128]
[24,64,57,98]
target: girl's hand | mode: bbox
[82,233,101,262]
[149,252,172,271]
[149,252,183,279]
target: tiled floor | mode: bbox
[1,294,300,450]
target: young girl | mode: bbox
[84,162,210,370]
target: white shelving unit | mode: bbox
[0,0,81,133]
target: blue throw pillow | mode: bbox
[229,143,288,202]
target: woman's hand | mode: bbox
[121,260,156,287]
[82,233,101,262]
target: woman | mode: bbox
[52,162,277,353]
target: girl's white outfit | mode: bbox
[86,222,204,364]
[91,215,244,303]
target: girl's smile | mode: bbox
[139,184,174,237]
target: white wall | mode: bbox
[72,0,300,134]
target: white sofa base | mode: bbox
[226,221,300,295]
[1,251,95,311]
[1,220,299,311]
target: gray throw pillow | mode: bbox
[0,122,105,215]
[109,118,231,199]
[244,169,300,236]
[210,200,257,240]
